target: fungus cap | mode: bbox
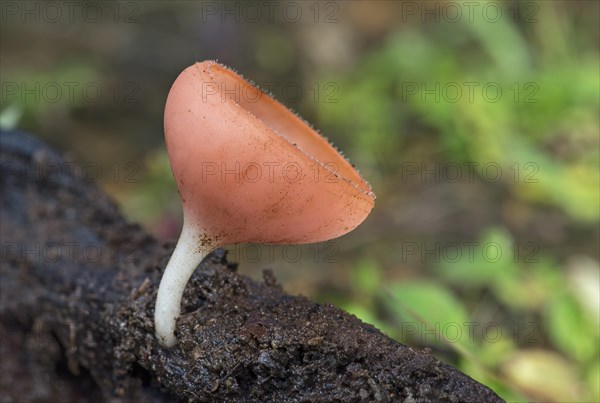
[164,60,375,245]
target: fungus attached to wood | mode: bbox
[155,60,375,347]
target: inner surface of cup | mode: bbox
[201,62,373,197]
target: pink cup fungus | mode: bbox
[155,60,375,347]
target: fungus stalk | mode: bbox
[154,219,214,347]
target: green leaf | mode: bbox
[385,281,471,350]
[544,294,600,363]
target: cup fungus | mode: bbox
[155,60,375,347]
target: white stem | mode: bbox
[155,220,214,347]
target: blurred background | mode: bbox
[1,1,598,401]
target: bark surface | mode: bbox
[0,131,503,402]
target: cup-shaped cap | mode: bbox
[164,61,375,245]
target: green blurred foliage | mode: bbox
[2,62,100,127]
[318,2,599,221]
[545,293,599,365]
